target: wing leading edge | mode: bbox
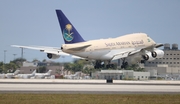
[111,43,164,60]
[11,45,69,56]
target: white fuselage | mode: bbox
[17,74,34,79]
[61,33,156,61]
[35,70,52,78]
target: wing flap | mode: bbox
[43,50,69,56]
[112,52,130,60]
[112,43,163,60]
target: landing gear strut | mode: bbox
[121,58,128,69]
[94,60,115,69]
[94,60,104,69]
[106,64,114,69]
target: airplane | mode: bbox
[12,10,164,69]
[0,70,20,79]
[64,71,81,79]
[35,70,52,79]
[16,69,36,79]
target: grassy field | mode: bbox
[0,93,180,104]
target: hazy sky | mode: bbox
[0,0,180,63]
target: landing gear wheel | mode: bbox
[106,64,114,69]
[94,60,104,69]
[121,58,128,69]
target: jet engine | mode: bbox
[142,50,164,61]
[47,53,60,59]
[151,49,164,58]
[142,52,155,61]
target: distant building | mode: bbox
[145,43,180,67]
[23,62,37,67]
[145,43,180,75]
[23,62,47,67]
[20,62,64,75]
[19,66,36,74]
[92,70,150,80]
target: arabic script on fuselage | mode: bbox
[105,40,144,47]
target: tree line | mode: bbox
[0,58,26,73]
[0,57,144,74]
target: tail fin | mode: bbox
[56,10,85,44]
[14,70,20,75]
[32,70,36,75]
[46,70,52,75]
[74,72,81,76]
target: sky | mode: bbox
[0,0,180,63]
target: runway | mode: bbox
[0,79,180,94]
[0,83,180,94]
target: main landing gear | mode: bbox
[121,58,128,69]
[94,60,114,69]
[94,60,104,69]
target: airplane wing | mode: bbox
[111,43,163,60]
[155,43,164,48]
[111,48,137,60]
[11,45,70,56]
[11,45,85,59]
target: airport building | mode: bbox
[145,43,180,76]
[92,70,150,80]
[19,61,63,75]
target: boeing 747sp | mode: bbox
[12,10,164,69]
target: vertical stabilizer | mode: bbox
[56,10,85,44]
[46,70,52,75]
[14,70,20,75]
[31,70,36,76]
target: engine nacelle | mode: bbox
[47,53,60,59]
[142,52,155,61]
[142,50,164,61]
[151,49,164,58]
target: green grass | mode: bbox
[0,94,180,104]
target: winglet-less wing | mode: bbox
[112,43,164,60]
[112,52,130,60]
[155,43,164,48]
[11,45,69,56]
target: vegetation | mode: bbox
[11,58,26,66]
[64,59,120,74]
[37,66,47,73]
[0,57,145,74]
[0,58,26,73]
[64,59,93,74]
[123,64,145,71]
[0,94,180,104]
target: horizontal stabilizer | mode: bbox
[68,45,91,51]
